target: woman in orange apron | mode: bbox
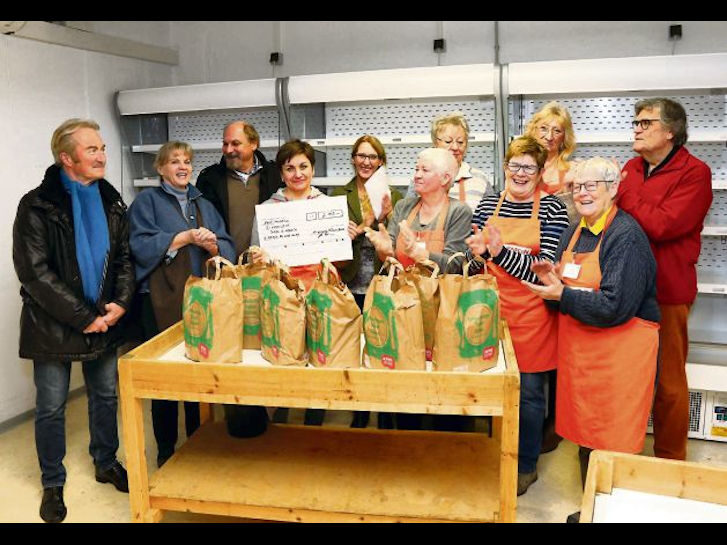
[466,136,569,496]
[365,147,473,430]
[525,157,660,519]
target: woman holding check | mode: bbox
[466,136,568,496]
[524,157,659,520]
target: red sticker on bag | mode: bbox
[198,343,209,359]
[271,346,279,358]
[317,349,326,365]
[482,346,495,360]
[425,349,432,361]
[381,355,395,369]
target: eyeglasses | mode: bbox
[436,137,467,148]
[538,125,564,137]
[353,153,380,162]
[631,118,661,130]
[506,162,539,175]
[571,181,609,194]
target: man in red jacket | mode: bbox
[618,98,713,460]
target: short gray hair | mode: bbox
[635,97,688,147]
[430,111,470,144]
[573,157,621,188]
[418,147,459,190]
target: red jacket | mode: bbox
[618,146,712,305]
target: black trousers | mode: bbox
[139,294,201,459]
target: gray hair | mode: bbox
[573,157,621,188]
[635,97,688,147]
[418,147,459,190]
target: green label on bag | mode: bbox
[306,289,333,363]
[455,289,498,359]
[363,292,397,368]
[242,276,262,335]
[261,284,281,351]
[184,285,214,352]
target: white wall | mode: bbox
[168,21,727,85]
[3,20,727,425]
[0,22,174,424]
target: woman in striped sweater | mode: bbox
[466,136,569,496]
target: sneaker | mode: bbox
[40,486,67,523]
[517,471,538,496]
[95,461,129,493]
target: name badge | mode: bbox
[562,263,581,279]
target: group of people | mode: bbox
[12,95,712,523]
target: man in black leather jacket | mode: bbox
[196,120,283,438]
[12,119,135,523]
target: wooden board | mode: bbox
[148,422,502,522]
[580,450,727,523]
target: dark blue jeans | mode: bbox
[33,350,120,488]
[519,371,547,474]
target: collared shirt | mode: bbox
[579,204,614,235]
[642,145,679,178]
[232,154,262,185]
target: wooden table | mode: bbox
[119,322,520,523]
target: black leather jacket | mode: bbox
[13,164,135,361]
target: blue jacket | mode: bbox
[128,183,236,291]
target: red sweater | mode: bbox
[618,146,712,305]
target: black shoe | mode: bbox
[517,471,538,496]
[157,454,171,468]
[350,411,370,429]
[566,511,581,523]
[40,486,67,523]
[304,408,325,426]
[95,461,129,493]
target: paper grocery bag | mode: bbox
[183,256,243,363]
[433,254,500,372]
[401,259,440,361]
[363,257,426,370]
[306,259,362,368]
[227,247,278,349]
[260,263,308,366]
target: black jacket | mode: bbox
[13,164,135,361]
[195,149,283,231]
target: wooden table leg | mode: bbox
[119,357,161,523]
[498,374,520,522]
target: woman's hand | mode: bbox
[249,246,269,264]
[466,223,488,256]
[398,221,428,262]
[377,193,393,222]
[364,223,394,257]
[530,259,561,286]
[522,278,564,301]
[485,225,503,258]
[347,220,365,241]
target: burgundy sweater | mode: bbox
[618,146,713,305]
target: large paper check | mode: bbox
[254,195,352,267]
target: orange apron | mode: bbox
[486,191,558,372]
[541,167,566,195]
[556,206,659,453]
[395,199,448,269]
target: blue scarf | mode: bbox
[60,170,110,304]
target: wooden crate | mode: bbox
[119,321,520,523]
[580,450,727,523]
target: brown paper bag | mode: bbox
[225,247,279,350]
[363,257,426,370]
[401,259,440,362]
[183,256,243,363]
[433,254,500,373]
[305,259,362,368]
[260,262,307,366]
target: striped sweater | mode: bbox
[467,194,569,284]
